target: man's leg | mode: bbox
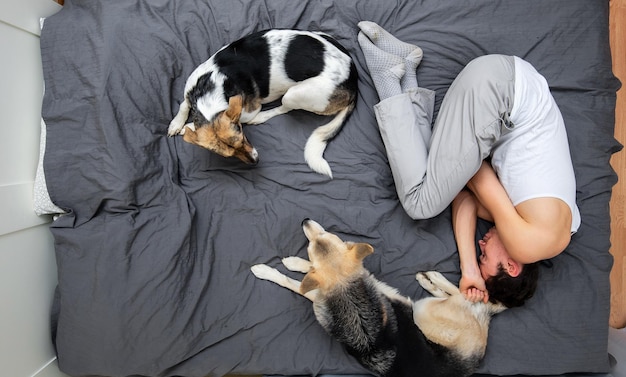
[376,55,515,219]
[419,54,516,218]
[374,88,436,218]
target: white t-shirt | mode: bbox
[491,57,581,233]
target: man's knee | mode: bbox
[400,193,447,220]
[454,54,513,90]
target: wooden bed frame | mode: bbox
[48,0,626,329]
[609,0,625,330]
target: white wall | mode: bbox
[0,1,69,376]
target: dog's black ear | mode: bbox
[351,242,374,260]
[300,272,321,294]
[225,95,243,123]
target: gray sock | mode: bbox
[358,21,421,57]
[358,21,423,92]
[401,48,424,91]
[358,32,404,100]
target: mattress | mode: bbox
[39,0,621,376]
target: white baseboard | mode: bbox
[31,358,69,377]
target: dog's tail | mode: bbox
[304,105,353,179]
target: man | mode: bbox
[357,21,580,303]
[452,188,539,306]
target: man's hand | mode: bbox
[460,268,489,304]
[464,287,488,303]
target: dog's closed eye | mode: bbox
[313,239,331,256]
[224,126,243,145]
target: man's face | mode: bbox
[478,227,514,280]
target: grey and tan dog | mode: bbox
[251,219,506,377]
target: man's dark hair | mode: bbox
[484,262,540,308]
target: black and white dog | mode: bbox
[252,219,507,377]
[168,29,358,178]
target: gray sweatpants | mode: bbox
[374,54,515,219]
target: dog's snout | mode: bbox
[244,157,259,165]
[249,148,259,165]
[237,147,259,165]
[302,218,311,226]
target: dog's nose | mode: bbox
[249,148,259,165]
[301,218,311,226]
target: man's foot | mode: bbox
[358,21,423,91]
[358,21,421,58]
[358,31,405,100]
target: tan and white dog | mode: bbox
[251,219,506,377]
[168,29,358,178]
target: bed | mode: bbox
[38,1,622,376]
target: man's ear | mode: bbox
[225,95,243,123]
[506,259,522,278]
[300,271,321,294]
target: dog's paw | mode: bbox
[168,122,196,137]
[417,271,457,297]
[251,264,280,281]
[167,121,184,136]
[422,271,447,285]
[245,117,263,125]
[282,257,311,273]
[416,271,443,291]
[416,272,435,290]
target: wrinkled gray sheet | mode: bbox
[41,1,621,376]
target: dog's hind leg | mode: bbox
[425,271,461,295]
[251,264,317,301]
[240,105,263,124]
[245,105,292,125]
[168,99,191,136]
[416,271,460,297]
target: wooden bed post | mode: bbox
[609,0,626,329]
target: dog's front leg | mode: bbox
[168,100,191,136]
[251,264,317,301]
[281,256,312,273]
[176,123,195,136]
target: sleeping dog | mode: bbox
[168,29,358,178]
[251,219,506,377]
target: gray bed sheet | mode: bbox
[40,0,621,376]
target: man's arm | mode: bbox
[466,161,572,264]
[452,190,488,303]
